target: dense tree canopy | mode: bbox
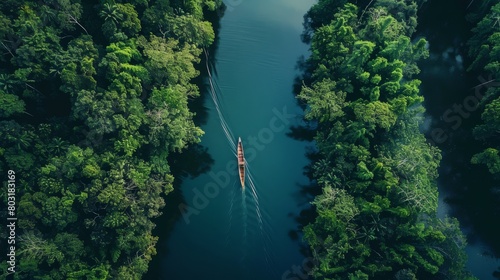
[299,1,475,279]
[0,0,221,279]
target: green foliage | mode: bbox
[166,14,216,47]
[18,231,64,266]
[468,3,500,73]
[100,3,141,40]
[138,34,202,86]
[373,0,420,35]
[471,148,500,175]
[147,85,204,151]
[305,0,349,29]
[299,78,348,122]
[352,100,397,129]
[469,3,500,180]
[0,0,221,278]
[0,90,25,117]
[301,1,473,279]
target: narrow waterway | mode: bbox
[146,1,316,279]
[417,1,500,279]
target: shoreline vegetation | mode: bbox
[0,0,222,279]
[0,0,498,279]
[297,0,495,279]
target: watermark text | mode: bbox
[6,170,17,275]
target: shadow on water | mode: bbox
[285,110,321,279]
[144,143,214,279]
[280,12,324,275]
[187,3,226,127]
[287,124,316,142]
[417,0,500,278]
[144,4,225,279]
[286,146,321,237]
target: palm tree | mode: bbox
[39,5,56,25]
[99,3,122,23]
[16,131,34,150]
[47,137,69,155]
[0,74,16,93]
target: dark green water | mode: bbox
[146,1,316,279]
[417,1,500,279]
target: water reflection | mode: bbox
[144,5,223,279]
[417,1,500,278]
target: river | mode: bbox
[145,1,500,279]
[145,0,316,279]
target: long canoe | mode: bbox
[237,137,245,188]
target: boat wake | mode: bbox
[224,180,238,247]
[246,166,277,274]
[241,187,248,262]
[204,48,278,277]
[204,48,236,151]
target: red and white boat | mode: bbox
[237,137,245,188]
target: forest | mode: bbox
[0,0,221,279]
[0,0,498,279]
[298,0,499,279]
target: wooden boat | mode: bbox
[237,137,245,188]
